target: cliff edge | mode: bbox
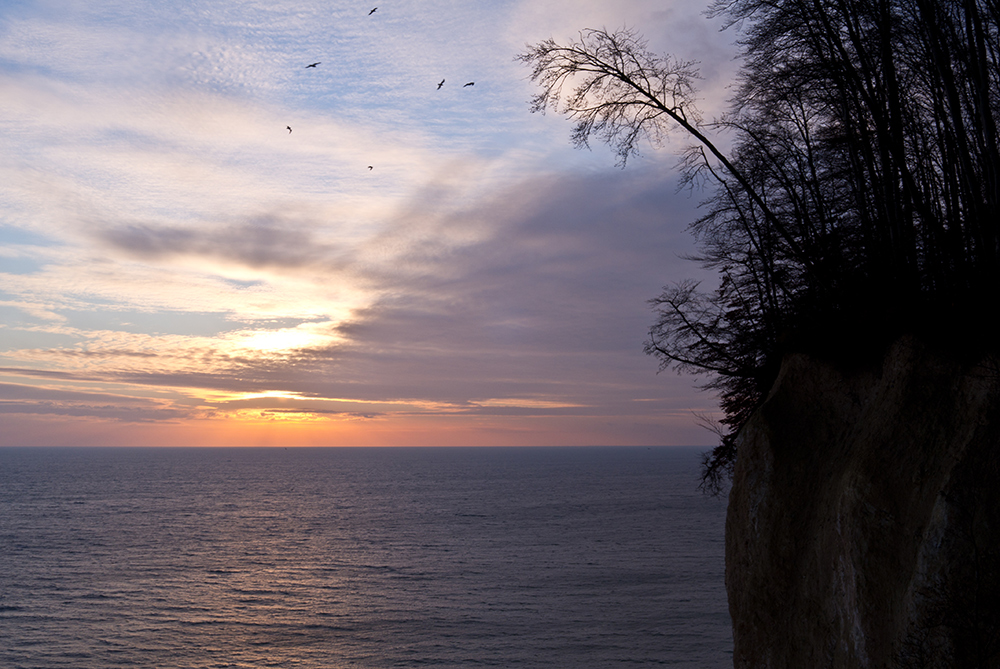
[727,335,1000,668]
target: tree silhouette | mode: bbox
[521,0,1000,490]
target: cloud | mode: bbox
[98,217,350,270]
[0,381,189,421]
[0,0,730,445]
[3,166,713,419]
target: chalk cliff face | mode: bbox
[726,336,1000,668]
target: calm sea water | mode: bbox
[0,446,731,668]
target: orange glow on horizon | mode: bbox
[0,409,711,448]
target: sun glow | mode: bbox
[475,398,584,409]
[230,408,329,423]
[227,390,305,401]
[229,322,340,354]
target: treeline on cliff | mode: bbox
[521,0,1000,488]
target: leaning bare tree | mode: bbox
[519,0,1000,491]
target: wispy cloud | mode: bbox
[0,0,731,446]
[4,168,711,415]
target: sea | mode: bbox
[0,446,732,668]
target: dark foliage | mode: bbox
[521,0,1000,489]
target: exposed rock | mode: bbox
[726,335,1000,668]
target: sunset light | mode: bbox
[228,324,341,355]
[5,0,997,666]
[0,0,736,447]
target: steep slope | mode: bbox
[727,336,1000,667]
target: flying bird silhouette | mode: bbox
[437,78,445,89]
[305,62,320,68]
[286,126,292,133]
[369,7,377,14]
[463,81,474,87]
[367,165,373,170]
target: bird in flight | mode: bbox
[306,62,320,68]
[437,79,445,89]
[287,126,292,133]
[369,7,377,14]
[463,81,474,87]
[367,165,373,170]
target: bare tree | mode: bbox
[518,29,812,264]
[520,0,1000,488]
[518,28,709,166]
[519,28,808,488]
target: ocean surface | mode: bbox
[0,446,732,668]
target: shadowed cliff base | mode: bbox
[727,335,1000,667]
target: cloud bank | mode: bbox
[0,0,737,446]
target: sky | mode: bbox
[0,0,741,447]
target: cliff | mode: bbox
[726,335,1000,668]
